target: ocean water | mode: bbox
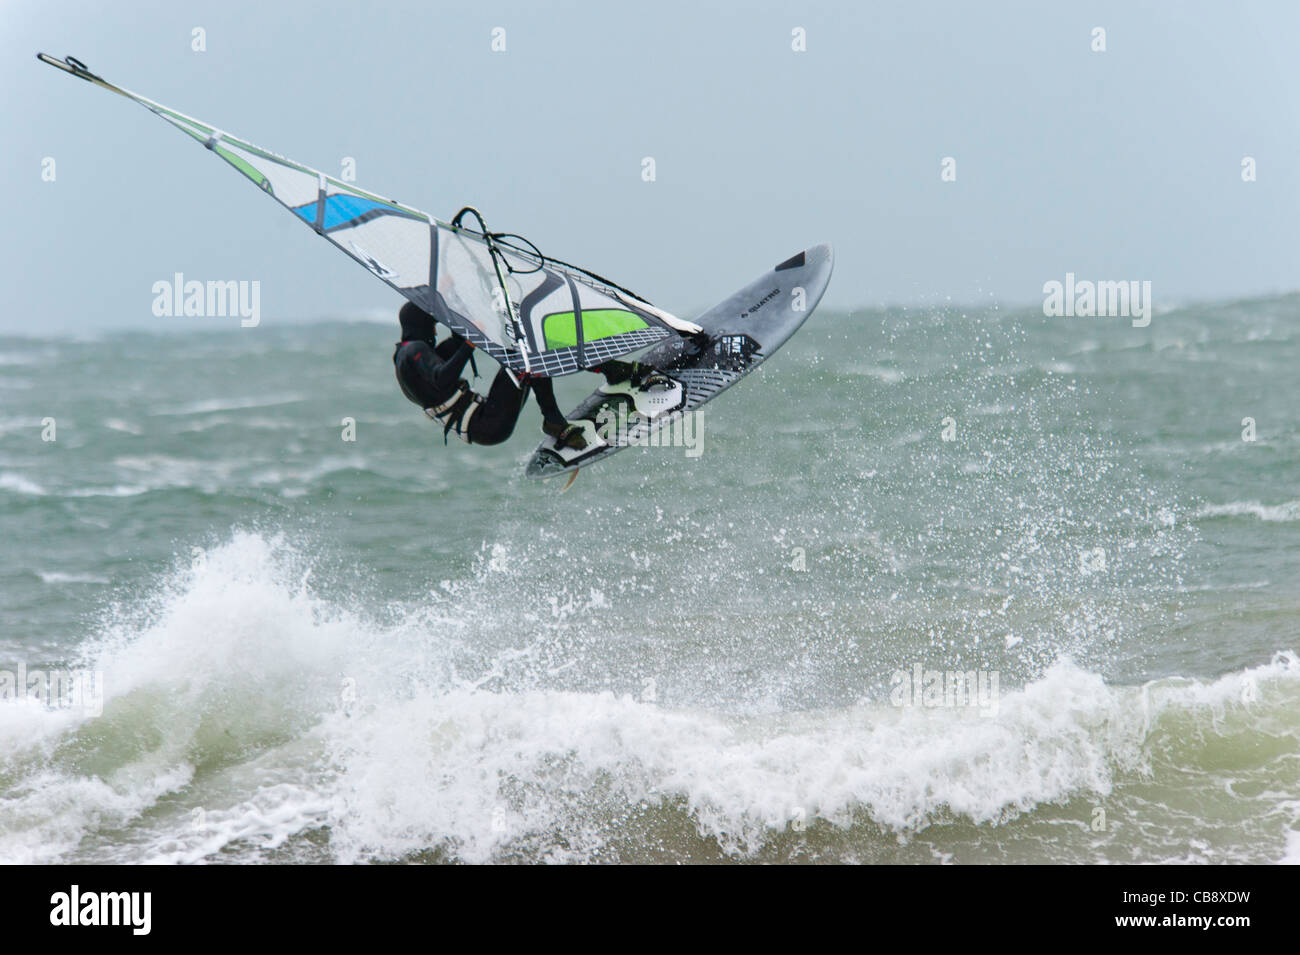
[1,295,1297,864]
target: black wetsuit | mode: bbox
[393,302,568,445]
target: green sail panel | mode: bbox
[542,309,649,349]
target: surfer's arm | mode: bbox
[428,337,475,392]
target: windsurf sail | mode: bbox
[38,53,698,376]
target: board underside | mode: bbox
[525,243,834,478]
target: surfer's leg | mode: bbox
[529,375,588,450]
[464,369,527,446]
[528,375,569,431]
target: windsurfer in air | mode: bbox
[394,301,674,450]
[394,301,654,449]
[394,300,531,446]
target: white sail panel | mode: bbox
[332,214,430,290]
[435,229,515,349]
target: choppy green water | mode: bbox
[1,296,1297,863]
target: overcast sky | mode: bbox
[3,0,1297,333]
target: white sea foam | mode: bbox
[1279,816,1300,865]
[36,571,110,585]
[847,365,905,384]
[151,393,307,416]
[1199,500,1300,523]
[2,531,1295,864]
[0,472,46,496]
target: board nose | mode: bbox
[805,242,833,268]
[778,243,832,275]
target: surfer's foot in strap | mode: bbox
[636,369,674,391]
[598,360,672,391]
[596,360,639,385]
[542,418,589,451]
[684,329,712,353]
